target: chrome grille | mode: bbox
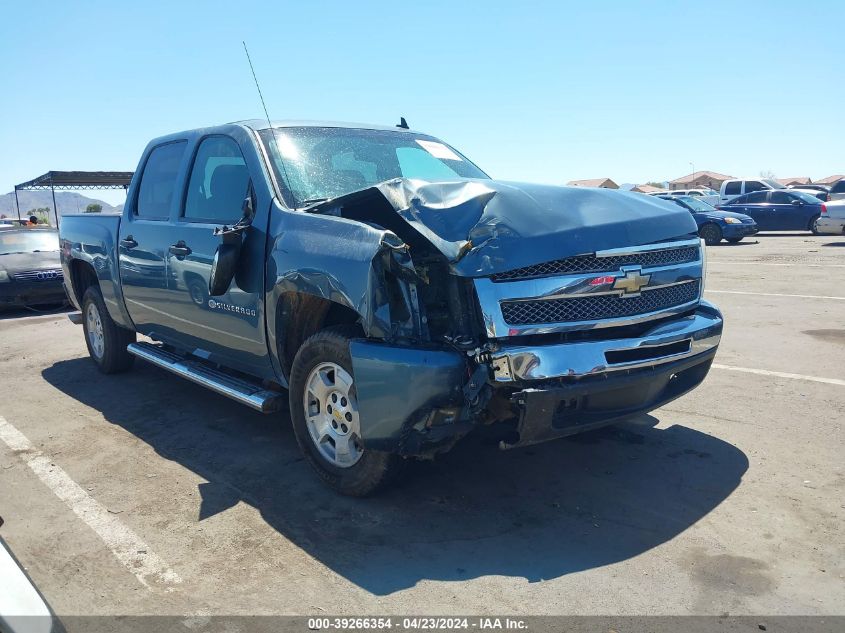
[12,269,64,282]
[500,280,700,325]
[491,245,699,282]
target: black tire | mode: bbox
[288,324,405,496]
[726,237,743,244]
[186,276,209,307]
[699,223,723,246]
[808,214,821,235]
[81,286,136,374]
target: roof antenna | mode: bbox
[396,117,409,129]
[242,41,297,208]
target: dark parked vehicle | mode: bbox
[657,195,758,245]
[59,120,723,495]
[827,179,845,202]
[718,190,825,233]
[0,228,67,309]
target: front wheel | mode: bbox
[82,286,136,374]
[699,223,723,246]
[288,325,404,496]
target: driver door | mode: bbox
[158,134,270,376]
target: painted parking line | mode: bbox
[0,416,182,591]
[711,364,845,387]
[705,289,845,301]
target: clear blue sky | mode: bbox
[2,0,842,204]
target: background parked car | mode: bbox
[719,178,785,204]
[662,188,720,206]
[0,228,67,309]
[658,195,757,245]
[814,199,845,235]
[717,190,824,233]
[788,183,830,194]
[826,179,845,202]
[788,184,829,201]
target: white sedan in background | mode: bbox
[814,199,845,235]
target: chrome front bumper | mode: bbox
[490,301,722,382]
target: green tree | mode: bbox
[85,203,103,213]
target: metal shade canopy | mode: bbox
[13,171,133,225]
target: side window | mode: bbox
[724,181,741,195]
[744,180,764,193]
[831,180,845,193]
[745,191,769,203]
[184,136,250,222]
[770,191,792,204]
[136,142,187,218]
[688,191,702,196]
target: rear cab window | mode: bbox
[136,142,188,219]
[724,181,741,196]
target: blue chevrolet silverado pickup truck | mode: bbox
[59,120,723,495]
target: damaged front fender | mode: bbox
[267,203,424,343]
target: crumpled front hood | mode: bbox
[370,178,698,277]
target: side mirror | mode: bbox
[209,241,241,296]
[208,182,255,296]
[791,199,803,206]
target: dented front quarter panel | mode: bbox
[265,201,422,381]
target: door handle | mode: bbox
[169,241,192,257]
[120,236,138,249]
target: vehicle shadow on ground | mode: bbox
[43,357,748,596]
[0,304,71,321]
[822,241,845,247]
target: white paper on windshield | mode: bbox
[416,140,462,161]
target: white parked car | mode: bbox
[814,199,845,235]
[719,178,785,205]
[664,188,720,206]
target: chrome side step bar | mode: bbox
[127,342,284,413]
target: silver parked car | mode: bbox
[814,199,845,235]
[826,179,845,202]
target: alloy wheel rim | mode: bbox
[86,302,105,360]
[303,362,364,468]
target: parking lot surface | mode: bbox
[1,233,843,616]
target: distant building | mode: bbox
[668,171,735,191]
[777,177,811,186]
[566,178,619,189]
[631,184,664,194]
[815,174,844,185]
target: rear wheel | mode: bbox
[699,223,723,245]
[288,325,404,496]
[82,286,136,374]
[808,214,821,235]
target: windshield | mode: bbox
[0,230,60,255]
[676,196,716,212]
[259,127,489,206]
[763,179,785,189]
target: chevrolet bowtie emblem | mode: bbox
[612,268,651,296]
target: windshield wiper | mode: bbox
[299,197,330,207]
